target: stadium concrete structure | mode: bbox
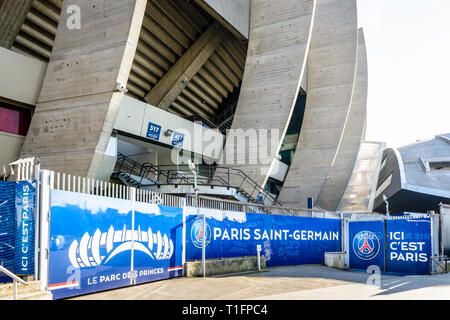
[0,0,381,211]
[373,134,450,214]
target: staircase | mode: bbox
[112,153,281,206]
[0,281,52,300]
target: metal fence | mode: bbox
[51,171,185,208]
[186,194,338,218]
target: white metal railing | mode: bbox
[51,170,185,208]
[342,212,431,221]
[0,265,30,300]
[186,194,337,218]
[48,170,337,217]
[8,157,39,182]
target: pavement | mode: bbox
[70,265,450,300]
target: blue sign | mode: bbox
[185,208,341,267]
[14,180,36,275]
[0,181,17,282]
[349,218,433,275]
[48,190,183,299]
[386,218,431,275]
[146,122,162,141]
[349,220,385,271]
[171,131,184,148]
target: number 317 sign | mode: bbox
[146,122,162,141]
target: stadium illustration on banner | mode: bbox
[68,226,175,269]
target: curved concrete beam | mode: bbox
[278,0,358,208]
[20,0,147,178]
[313,28,368,211]
[220,0,316,198]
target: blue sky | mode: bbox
[357,0,450,147]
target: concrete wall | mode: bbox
[220,0,316,197]
[185,256,266,277]
[314,28,368,211]
[324,252,345,269]
[0,47,47,105]
[279,0,358,208]
[194,0,251,40]
[0,132,25,168]
[20,0,147,178]
[96,135,118,182]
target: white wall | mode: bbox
[96,135,118,181]
[115,95,225,163]
[199,0,250,39]
[0,47,47,105]
[0,132,25,168]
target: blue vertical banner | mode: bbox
[133,203,184,285]
[14,180,36,275]
[386,218,431,275]
[349,220,385,272]
[185,208,341,267]
[0,181,17,282]
[48,190,183,299]
[348,217,433,275]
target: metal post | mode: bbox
[13,279,17,300]
[202,213,206,278]
[34,159,40,281]
[130,187,136,285]
[189,160,205,277]
[257,245,261,271]
[383,194,390,217]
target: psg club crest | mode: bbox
[191,219,211,249]
[352,231,380,261]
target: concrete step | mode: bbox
[16,291,53,300]
[0,281,52,300]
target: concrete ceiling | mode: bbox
[6,0,248,123]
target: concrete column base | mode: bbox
[184,256,266,277]
[324,252,346,270]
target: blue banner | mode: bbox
[185,208,341,267]
[348,218,433,275]
[386,218,431,275]
[48,190,183,299]
[349,220,385,271]
[14,180,36,275]
[0,181,16,282]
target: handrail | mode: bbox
[113,153,282,205]
[190,195,326,213]
[0,265,30,300]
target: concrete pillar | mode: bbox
[278,0,358,208]
[20,0,147,178]
[314,28,368,211]
[220,0,316,198]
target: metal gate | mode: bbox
[345,215,439,275]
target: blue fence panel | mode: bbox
[386,218,431,275]
[349,220,385,272]
[14,180,36,275]
[133,203,183,284]
[48,190,183,299]
[0,181,17,282]
[185,208,341,267]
